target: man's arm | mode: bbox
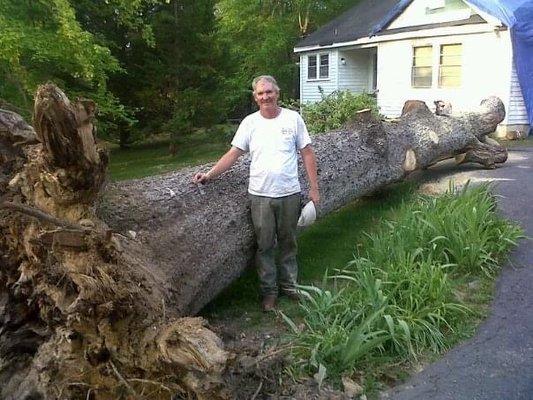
[192,146,245,183]
[300,145,320,205]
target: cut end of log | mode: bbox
[401,100,431,117]
[403,149,418,172]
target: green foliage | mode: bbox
[302,90,379,134]
[0,0,125,125]
[0,0,368,143]
[365,182,523,277]
[72,0,228,145]
[216,0,361,112]
[286,183,522,379]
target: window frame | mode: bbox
[411,45,433,88]
[307,53,330,81]
[438,43,462,88]
[307,54,317,80]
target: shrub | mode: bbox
[302,90,379,134]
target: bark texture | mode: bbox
[0,85,229,400]
[99,97,507,316]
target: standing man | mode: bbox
[193,75,319,311]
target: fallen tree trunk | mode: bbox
[98,96,507,316]
[0,85,507,399]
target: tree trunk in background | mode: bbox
[98,96,507,316]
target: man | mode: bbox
[193,75,319,311]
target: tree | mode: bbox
[0,0,124,125]
[99,98,508,316]
[0,84,507,397]
[72,0,229,145]
[216,0,361,113]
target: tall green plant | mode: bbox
[285,183,522,380]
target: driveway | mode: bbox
[383,143,533,400]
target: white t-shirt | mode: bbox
[231,108,312,197]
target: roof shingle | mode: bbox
[295,0,404,49]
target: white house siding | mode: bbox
[389,0,472,29]
[300,50,339,103]
[337,49,373,93]
[376,30,513,122]
[507,61,528,125]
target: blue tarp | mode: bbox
[371,0,533,126]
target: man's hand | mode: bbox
[191,146,244,185]
[192,172,210,184]
[309,187,320,205]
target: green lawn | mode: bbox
[107,128,235,181]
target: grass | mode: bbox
[282,183,523,392]
[107,127,236,181]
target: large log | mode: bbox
[98,96,507,316]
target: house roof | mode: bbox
[295,0,404,49]
[376,14,486,36]
[294,0,490,50]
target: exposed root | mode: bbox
[0,85,231,400]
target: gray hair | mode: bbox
[252,75,280,93]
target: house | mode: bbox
[294,0,532,137]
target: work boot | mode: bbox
[261,294,277,312]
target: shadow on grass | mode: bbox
[201,182,418,322]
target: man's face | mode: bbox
[253,80,279,112]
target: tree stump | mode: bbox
[0,85,229,400]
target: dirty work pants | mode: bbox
[249,193,300,296]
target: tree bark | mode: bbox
[98,97,507,317]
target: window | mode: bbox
[308,55,317,79]
[319,54,329,78]
[307,53,329,80]
[439,44,462,87]
[412,46,433,88]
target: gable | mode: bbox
[387,0,474,29]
